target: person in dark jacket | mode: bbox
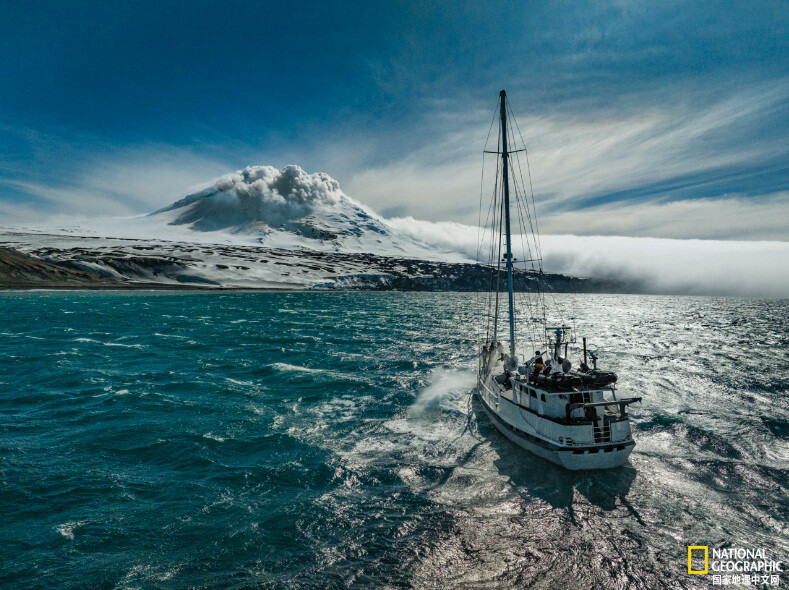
[533,351,544,376]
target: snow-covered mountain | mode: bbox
[0,164,625,292]
[148,165,441,258]
[1,164,780,295]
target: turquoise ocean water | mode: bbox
[1,292,787,588]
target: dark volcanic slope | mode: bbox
[0,237,631,292]
[0,247,120,288]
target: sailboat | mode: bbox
[475,90,641,470]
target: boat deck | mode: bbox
[488,378,629,425]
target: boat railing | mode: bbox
[566,398,642,421]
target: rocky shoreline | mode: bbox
[0,240,633,293]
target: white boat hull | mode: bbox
[472,91,639,471]
[476,380,635,470]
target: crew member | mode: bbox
[533,351,544,376]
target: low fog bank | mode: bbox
[387,217,789,298]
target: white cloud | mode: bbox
[2,82,785,244]
[386,216,789,298]
[343,82,788,238]
[0,144,231,220]
[538,193,789,241]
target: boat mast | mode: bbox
[499,90,516,359]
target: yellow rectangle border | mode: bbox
[687,546,708,574]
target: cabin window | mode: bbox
[530,390,536,398]
[541,394,546,402]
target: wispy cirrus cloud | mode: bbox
[343,81,788,241]
[0,0,785,245]
[0,125,233,221]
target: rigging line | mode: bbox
[485,123,503,342]
[476,100,496,338]
[521,148,543,264]
[487,196,498,342]
[480,165,497,262]
[492,127,504,343]
[477,99,499,262]
[508,103,544,264]
[505,127,540,349]
[481,168,497,303]
[521,148,559,328]
[486,165,500,341]
[486,176,499,341]
[516,185,537,271]
[477,101,498,340]
[478,153,495,332]
[500,102,534,352]
[476,156,484,328]
[507,159,530,305]
[501,101,521,351]
[504,108,539,272]
[510,156,534,266]
[477,99,500,336]
[505,104,537,265]
[514,175,541,340]
[481,117,501,340]
[505,103,551,327]
[482,96,500,152]
[512,173,540,349]
[524,149,543,263]
[495,176,505,345]
[512,176,538,341]
[506,102,541,266]
[513,152,541,268]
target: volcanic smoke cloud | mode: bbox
[153,165,345,231]
[79,164,789,298]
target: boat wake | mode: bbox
[409,369,475,414]
[3,291,786,589]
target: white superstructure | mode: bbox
[475,91,640,470]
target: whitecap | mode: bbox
[73,337,144,349]
[270,362,324,374]
[153,332,189,339]
[57,522,81,540]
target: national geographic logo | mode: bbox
[688,546,708,574]
[687,545,783,586]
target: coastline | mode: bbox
[1,244,636,294]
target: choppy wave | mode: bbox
[0,291,786,589]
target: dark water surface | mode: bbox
[1,292,787,589]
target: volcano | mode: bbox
[149,165,439,257]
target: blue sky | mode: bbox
[0,0,787,239]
